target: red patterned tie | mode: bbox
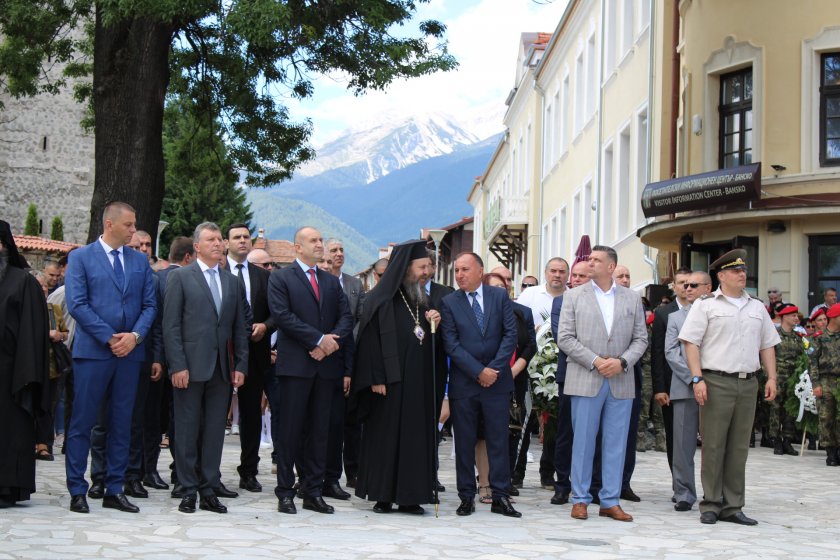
[308,268,320,301]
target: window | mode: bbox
[604,0,616,75]
[638,0,650,37]
[559,207,568,260]
[586,33,596,118]
[583,181,593,236]
[572,192,581,249]
[560,73,570,154]
[718,68,753,168]
[621,0,633,58]
[820,53,840,166]
[636,110,649,228]
[618,127,631,236]
[602,143,614,241]
[574,50,585,135]
[543,102,553,174]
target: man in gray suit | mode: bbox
[556,245,647,523]
[665,271,711,512]
[163,222,249,514]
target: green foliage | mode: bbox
[0,0,457,184]
[24,203,39,235]
[159,95,252,251]
[50,216,64,241]
[784,351,819,435]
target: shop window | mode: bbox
[718,68,753,169]
[820,53,840,166]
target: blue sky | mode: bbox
[288,0,570,146]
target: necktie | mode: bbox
[308,268,320,301]
[469,291,484,332]
[235,262,247,295]
[206,268,222,315]
[111,249,125,291]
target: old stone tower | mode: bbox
[0,35,94,244]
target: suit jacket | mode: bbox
[651,300,679,395]
[556,282,648,399]
[267,263,353,379]
[245,261,276,375]
[65,241,156,362]
[162,261,249,382]
[550,295,570,383]
[440,285,518,399]
[512,301,537,365]
[665,307,693,400]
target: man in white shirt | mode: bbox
[516,257,569,326]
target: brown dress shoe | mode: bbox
[599,505,633,522]
[570,503,588,520]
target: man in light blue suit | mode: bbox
[440,252,520,518]
[556,245,647,523]
[64,202,157,514]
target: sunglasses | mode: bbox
[253,262,273,269]
[521,283,537,289]
[686,282,709,288]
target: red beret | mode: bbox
[828,303,840,319]
[811,308,827,321]
[777,304,799,316]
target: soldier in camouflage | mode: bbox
[811,303,840,466]
[637,323,666,452]
[770,303,803,455]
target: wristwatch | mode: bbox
[619,357,628,370]
[132,332,143,345]
[691,375,704,386]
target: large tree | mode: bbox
[0,1,456,244]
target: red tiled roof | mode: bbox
[535,32,552,45]
[13,235,81,254]
[253,237,296,264]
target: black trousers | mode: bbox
[237,363,267,477]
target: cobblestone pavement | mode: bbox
[2,436,839,559]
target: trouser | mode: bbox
[699,371,757,517]
[451,392,511,500]
[818,376,840,448]
[671,398,699,504]
[552,384,574,496]
[126,365,152,481]
[35,376,62,449]
[237,363,267,478]
[769,374,796,440]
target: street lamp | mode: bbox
[156,220,169,259]
[427,229,447,284]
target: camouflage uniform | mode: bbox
[637,325,665,451]
[770,329,802,441]
[811,329,840,457]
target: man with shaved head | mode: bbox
[247,249,274,270]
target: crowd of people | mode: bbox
[1,207,838,527]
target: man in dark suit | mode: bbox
[321,238,363,496]
[64,202,157,514]
[440,252,519,518]
[650,267,693,472]
[267,226,353,515]
[163,222,249,514]
[148,236,194,492]
[225,223,275,493]
[549,260,590,505]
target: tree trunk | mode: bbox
[87,7,173,248]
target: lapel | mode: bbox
[293,264,320,306]
[458,290,484,336]
[190,262,219,321]
[94,241,123,293]
[581,283,609,338]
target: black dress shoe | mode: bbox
[239,475,263,493]
[398,505,425,515]
[322,482,351,500]
[719,511,758,526]
[345,476,357,489]
[508,486,519,496]
[179,494,197,513]
[213,483,239,498]
[620,487,641,502]
[302,496,334,514]
[277,497,297,514]
[70,495,89,514]
[102,493,140,513]
[674,501,692,512]
[456,499,475,516]
[435,480,446,492]
[124,480,149,498]
[171,483,186,499]
[551,492,569,505]
[491,496,522,518]
[373,502,393,513]
[142,472,170,490]
[700,511,718,524]
[87,481,105,500]
[200,495,228,514]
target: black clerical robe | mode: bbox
[353,299,437,505]
[0,266,50,504]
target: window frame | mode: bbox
[819,52,840,166]
[718,67,754,169]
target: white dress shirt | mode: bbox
[467,284,484,313]
[227,256,251,305]
[592,280,617,336]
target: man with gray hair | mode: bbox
[163,222,249,514]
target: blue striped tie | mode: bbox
[469,291,484,331]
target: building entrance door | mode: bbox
[808,235,840,313]
[680,235,758,295]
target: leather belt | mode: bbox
[702,369,760,380]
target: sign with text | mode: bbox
[641,163,761,218]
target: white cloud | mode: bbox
[293,0,570,146]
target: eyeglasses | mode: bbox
[521,283,537,289]
[253,262,273,269]
[686,282,709,288]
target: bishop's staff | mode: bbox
[430,316,440,518]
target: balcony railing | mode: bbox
[483,195,528,239]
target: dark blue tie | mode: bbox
[111,249,124,291]
[469,291,484,332]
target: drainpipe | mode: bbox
[643,0,659,283]
[594,0,607,246]
[534,76,546,272]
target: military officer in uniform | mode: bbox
[678,249,780,526]
[811,303,840,466]
[770,303,803,456]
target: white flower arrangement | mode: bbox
[528,320,560,411]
